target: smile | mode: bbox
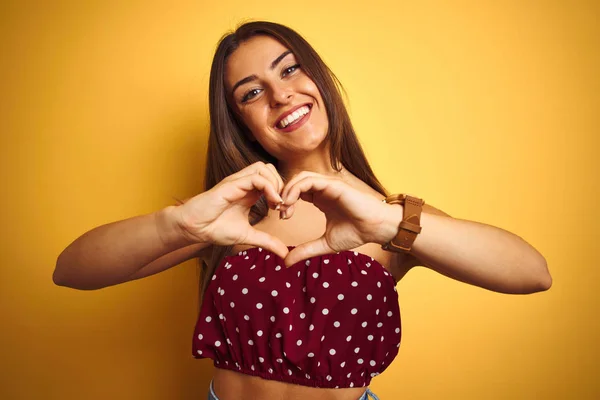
[275,104,312,132]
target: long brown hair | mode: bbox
[196,21,389,306]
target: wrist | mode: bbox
[379,194,425,254]
[155,205,197,249]
[378,203,405,246]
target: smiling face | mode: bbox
[225,35,330,162]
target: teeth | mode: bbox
[278,105,310,128]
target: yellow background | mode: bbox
[1,0,598,399]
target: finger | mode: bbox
[282,204,294,219]
[221,161,266,184]
[222,163,280,198]
[280,171,321,204]
[228,173,283,208]
[254,169,283,209]
[238,164,281,202]
[284,176,341,207]
[283,236,332,268]
[252,164,281,200]
[299,192,314,204]
[245,228,290,260]
[264,163,284,194]
[248,173,284,208]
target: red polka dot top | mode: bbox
[192,246,401,389]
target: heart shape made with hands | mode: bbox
[271,172,393,268]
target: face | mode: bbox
[225,35,329,160]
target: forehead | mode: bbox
[225,35,291,89]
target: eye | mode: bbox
[241,88,262,103]
[282,64,301,77]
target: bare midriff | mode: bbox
[212,367,368,400]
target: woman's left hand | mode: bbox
[279,172,390,267]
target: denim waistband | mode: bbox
[208,379,380,400]
[208,380,218,400]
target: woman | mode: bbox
[54,21,552,400]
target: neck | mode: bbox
[277,144,347,182]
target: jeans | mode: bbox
[207,379,381,400]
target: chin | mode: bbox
[296,124,328,145]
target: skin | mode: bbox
[215,35,394,400]
[226,35,333,180]
[49,30,551,400]
[211,34,551,399]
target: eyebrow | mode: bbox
[230,50,293,96]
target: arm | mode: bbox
[382,204,552,294]
[53,205,209,290]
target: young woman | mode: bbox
[54,21,552,400]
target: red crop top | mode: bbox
[192,246,401,389]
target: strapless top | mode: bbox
[192,246,401,389]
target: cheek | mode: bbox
[242,112,258,129]
[310,88,328,125]
[241,106,270,134]
[299,78,326,115]
[300,78,321,99]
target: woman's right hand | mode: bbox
[173,162,290,259]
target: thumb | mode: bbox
[283,236,332,268]
[244,228,290,260]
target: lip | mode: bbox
[274,103,313,130]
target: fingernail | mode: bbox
[276,203,281,211]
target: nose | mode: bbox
[269,83,293,107]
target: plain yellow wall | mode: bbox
[1,0,598,399]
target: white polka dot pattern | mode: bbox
[192,246,401,389]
